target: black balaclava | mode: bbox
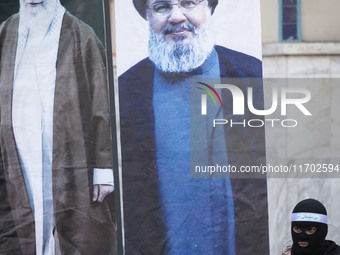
[291,199,328,255]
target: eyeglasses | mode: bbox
[293,226,317,235]
[147,0,205,17]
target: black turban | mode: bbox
[132,0,218,19]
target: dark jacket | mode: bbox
[119,46,269,255]
[283,241,340,255]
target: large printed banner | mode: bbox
[116,0,269,254]
[0,1,116,254]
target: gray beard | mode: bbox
[148,20,216,73]
[19,0,59,30]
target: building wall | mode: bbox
[263,49,340,254]
[262,43,340,78]
[261,1,340,255]
[301,0,340,42]
[260,0,279,43]
[261,0,340,43]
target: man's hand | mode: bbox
[93,184,114,202]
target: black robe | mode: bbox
[119,46,269,255]
[0,12,115,255]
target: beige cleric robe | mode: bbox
[0,12,115,255]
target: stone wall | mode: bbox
[263,42,340,255]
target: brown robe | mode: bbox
[0,12,115,255]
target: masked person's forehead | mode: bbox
[292,220,327,230]
[293,222,317,228]
[292,223,317,231]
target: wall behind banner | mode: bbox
[261,0,340,254]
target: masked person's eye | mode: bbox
[305,227,317,235]
[293,226,303,233]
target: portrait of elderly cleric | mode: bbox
[0,0,115,255]
[118,0,268,255]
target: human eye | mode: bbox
[293,226,302,233]
[180,0,197,9]
[306,227,317,235]
[153,2,171,13]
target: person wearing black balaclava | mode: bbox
[282,199,340,255]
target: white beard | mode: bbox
[19,0,59,34]
[148,15,216,73]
